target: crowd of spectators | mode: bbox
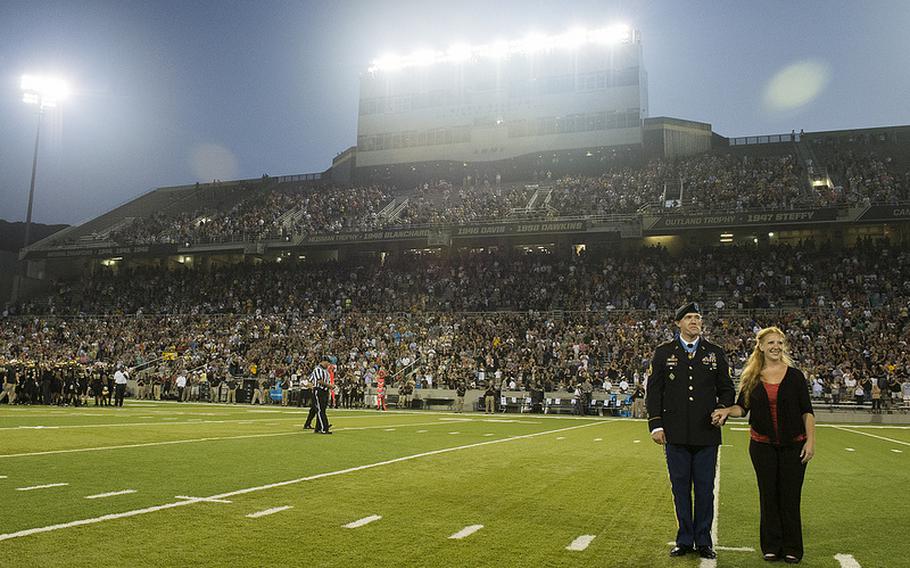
[16,240,910,317]
[817,150,909,206]
[393,181,536,225]
[82,150,910,247]
[4,240,910,412]
[111,185,393,245]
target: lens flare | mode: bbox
[763,59,831,112]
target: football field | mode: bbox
[0,402,907,567]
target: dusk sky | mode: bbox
[1,0,907,227]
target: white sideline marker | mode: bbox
[633,439,641,443]
[892,449,903,453]
[845,448,856,452]
[701,446,723,568]
[344,514,381,528]
[0,475,7,479]
[448,431,460,435]
[246,505,292,519]
[566,535,596,551]
[483,433,494,437]
[556,436,566,440]
[417,430,428,433]
[383,428,396,432]
[448,524,483,540]
[85,489,136,500]
[593,438,603,442]
[17,483,68,491]
[835,553,862,568]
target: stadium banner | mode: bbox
[299,220,587,245]
[644,208,839,232]
[27,244,179,259]
[301,228,432,244]
[855,205,910,222]
[453,220,586,237]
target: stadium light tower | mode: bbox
[20,74,70,249]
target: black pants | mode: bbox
[749,440,807,559]
[664,443,717,548]
[114,384,126,407]
[305,390,330,432]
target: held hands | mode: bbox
[800,440,815,464]
[710,407,730,427]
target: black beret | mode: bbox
[674,302,701,321]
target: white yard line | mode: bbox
[175,495,232,504]
[343,514,382,528]
[566,535,596,551]
[16,483,69,491]
[448,524,483,540]
[0,420,458,459]
[0,414,405,432]
[0,421,606,542]
[834,553,862,567]
[834,426,910,447]
[716,546,755,552]
[85,489,136,500]
[246,505,292,519]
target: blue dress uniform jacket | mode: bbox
[647,337,735,446]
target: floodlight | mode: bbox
[21,74,70,108]
[446,43,473,63]
[410,49,438,67]
[554,27,589,50]
[590,23,631,45]
[483,40,510,59]
[516,32,550,55]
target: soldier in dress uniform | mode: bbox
[646,302,735,561]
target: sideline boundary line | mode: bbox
[0,419,492,459]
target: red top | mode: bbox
[751,382,807,445]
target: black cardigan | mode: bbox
[736,366,814,446]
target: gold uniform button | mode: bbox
[689,386,694,391]
[688,396,694,401]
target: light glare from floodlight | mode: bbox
[368,23,634,73]
[446,43,472,63]
[21,74,70,108]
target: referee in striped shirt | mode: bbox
[304,356,332,434]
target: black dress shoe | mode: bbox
[763,552,780,562]
[783,555,800,564]
[669,545,693,557]
[697,546,717,559]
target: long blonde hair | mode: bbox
[738,326,793,406]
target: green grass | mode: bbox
[0,402,906,567]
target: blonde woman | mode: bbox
[711,327,815,564]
